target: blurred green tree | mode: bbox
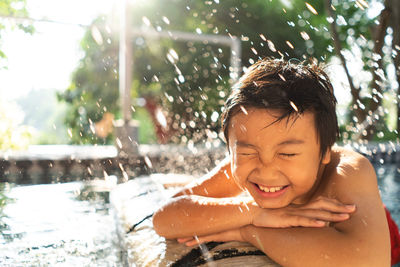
[0,0,35,150]
[58,0,399,145]
[58,0,331,145]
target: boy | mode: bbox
[152,58,391,266]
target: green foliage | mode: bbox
[57,17,119,144]
[0,101,35,150]
[0,0,35,149]
[59,0,334,145]
[133,107,157,144]
[59,0,396,144]
[0,0,33,67]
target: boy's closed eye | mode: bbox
[237,151,258,157]
[279,153,298,158]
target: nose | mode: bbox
[256,154,281,178]
[258,152,274,167]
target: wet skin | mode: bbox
[228,108,330,209]
[153,106,390,266]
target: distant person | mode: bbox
[95,112,114,138]
[153,58,396,266]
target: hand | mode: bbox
[177,228,244,247]
[252,196,356,228]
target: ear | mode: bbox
[321,149,331,164]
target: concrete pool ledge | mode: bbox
[110,174,280,267]
[0,144,226,184]
[0,142,399,184]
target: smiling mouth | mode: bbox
[256,184,289,193]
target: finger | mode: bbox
[287,215,327,228]
[184,230,240,246]
[185,235,210,246]
[177,237,193,243]
[304,197,356,213]
[290,209,351,222]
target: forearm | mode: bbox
[240,225,389,267]
[153,195,256,239]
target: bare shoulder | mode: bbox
[322,146,390,262]
[326,146,377,193]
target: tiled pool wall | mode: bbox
[0,145,227,184]
[0,143,398,184]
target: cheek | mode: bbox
[230,156,251,188]
[285,161,320,188]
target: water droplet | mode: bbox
[267,40,276,52]
[240,105,248,115]
[300,31,310,41]
[169,49,179,61]
[142,16,151,26]
[144,156,153,169]
[278,73,286,81]
[336,15,348,26]
[156,109,167,129]
[286,41,294,49]
[356,0,369,9]
[305,2,318,15]
[210,111,219,122]
[91,25,103,45]
[116,138,122,149]
[162,16,170,25]
[289,101,299,112]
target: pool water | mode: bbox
[0,182,123,266]
[376,164,400,225]
[0,164,398,266]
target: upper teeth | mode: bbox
[259,185,284,193]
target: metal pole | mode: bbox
[230,37,242,82]
[119,0,132,123]
[131,28,241,83]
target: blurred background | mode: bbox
[1,0,398,150]
[1,1,400,265]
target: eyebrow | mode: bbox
[235,139,304,148]
[235,141,259,149]
[277,139,305,146]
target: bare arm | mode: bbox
[153,194,256,238]
[153,157,252,238]
[240,155,390,266]
[173,156,243,198]
[153,156,355,240]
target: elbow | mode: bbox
[152,203,186,239]
[152,195,196,239]
[152,208,175,239]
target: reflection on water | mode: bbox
[377,164,400,225]
[0,165,398,266]
[0,182,123,266]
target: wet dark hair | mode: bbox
[221,58,339,158]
